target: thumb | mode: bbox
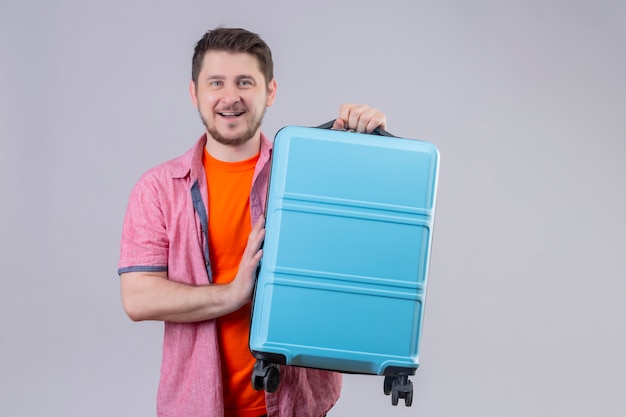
[331,118,345,130]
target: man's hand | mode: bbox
[331,104,387,133]
[227,215,266,311]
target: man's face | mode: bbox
[191,51,276,147]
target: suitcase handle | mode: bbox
[315,119,396,137]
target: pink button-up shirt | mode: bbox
[118,134,341,417]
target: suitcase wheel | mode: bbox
[384,375,413,407]
[383,376,394,395]
[251,360,280,393]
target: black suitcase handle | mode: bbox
[315,119,396,138]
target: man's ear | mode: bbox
[266,79,277,107]
[189,80,199,108]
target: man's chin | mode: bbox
[201,111,263,147]
[207,128,255,147]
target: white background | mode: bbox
[1,1,625,416]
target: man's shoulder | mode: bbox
[136,153,187,185]
[138,138,205,184]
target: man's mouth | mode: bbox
[218,111,245,118]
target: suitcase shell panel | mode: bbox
[250,126,439,375]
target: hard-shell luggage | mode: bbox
[249,121,440,406]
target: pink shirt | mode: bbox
[118,134,341,417]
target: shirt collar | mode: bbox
[171,132,273,180]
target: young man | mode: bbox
[118,27,387,417]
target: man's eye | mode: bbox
[240,80,253,86]
[210,81,222,87]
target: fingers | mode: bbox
[245,215,265,264]
[336,104,387,133]
[231,216,265,305]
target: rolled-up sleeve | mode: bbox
[118,173,169,275]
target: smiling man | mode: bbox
[118,27,387,417]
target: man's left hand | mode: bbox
[331,104,387,133]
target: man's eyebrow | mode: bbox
[203,74,256,81]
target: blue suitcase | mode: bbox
[249,121,440,406]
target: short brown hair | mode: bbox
[191,27,274,86]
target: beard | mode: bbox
[199,107,265,147]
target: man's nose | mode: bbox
[220,84,242,106]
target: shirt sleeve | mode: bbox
[118,173,169,275]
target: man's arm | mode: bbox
[120,215,265,323]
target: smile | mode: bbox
[218,111,245,117]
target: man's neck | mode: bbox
[204,134,261,162]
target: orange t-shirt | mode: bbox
[203,149,266,417]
